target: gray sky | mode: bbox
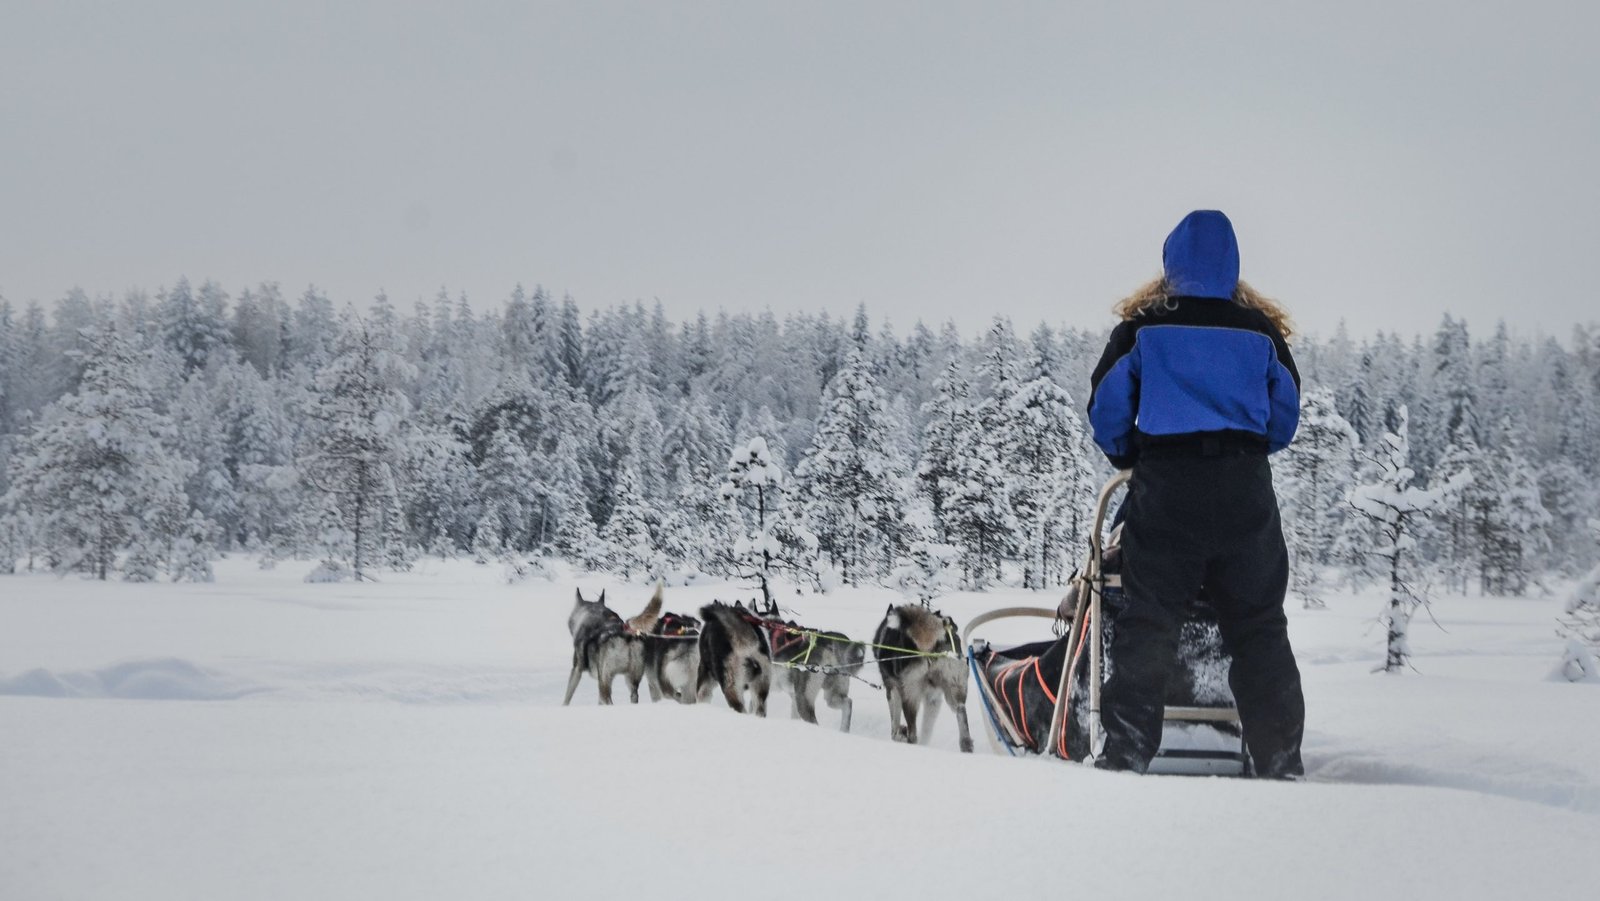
[3,1,1596,339]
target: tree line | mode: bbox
[0,281,1595,603]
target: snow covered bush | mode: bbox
[1555,519,1600,683]
[503,555,559,585]
[889,541,963,605]
[304,560,353,583]
[171,511,217,583]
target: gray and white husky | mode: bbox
[562,587,662,705]
[696,602,771,716]
[767,618,865,732]
[642,611,710,704]
[874,604,974,752]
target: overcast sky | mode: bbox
[2,1,1595,340]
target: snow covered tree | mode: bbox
[945,341,1022,588]
[794,348,910,585]
[720,436,819,607]
[157,277,232,375]
[1006,370,1093,589]
[1274,386,1359,606]
[916,361,973,543]
[598,461,657,580]
[1432,417,1484,593]
[304,494,354,581]
[1556,520,1600,682]
[475,425,540,552]
[1349,407,1466,673]
[381,487,417,572]
[297,308,415,581]
[3,327,193,580]
[652,398,727,572]
[171,510,217,582]
[472,510,505,564]
[171,371,240,549]
[1475,421,1551,596]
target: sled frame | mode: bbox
[964,469,1249,773]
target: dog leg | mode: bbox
[627,641,645,704]
[900,692,921,745]
[752,666,769,718]
[944,682,974,753]
[792,671,819,724]
[643,649,664,703]
[885,683,907,742]
[920,691,943,744]
[821,673,852,732]
[597,671,614,705]
[562,653,585,707]
[720,670,747,713]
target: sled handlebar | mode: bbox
[1087,470,1132,565]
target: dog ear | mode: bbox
[574,588,585,605]
[598,589,607,606]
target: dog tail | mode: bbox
[627,582,664,633]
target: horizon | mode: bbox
[8,276,1590,349]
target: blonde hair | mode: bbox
[1112,277,1294,341]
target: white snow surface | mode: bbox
[0,559,1593,900]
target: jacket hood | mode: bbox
[1162,210,1239,299]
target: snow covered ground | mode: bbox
[1,558,1593,900]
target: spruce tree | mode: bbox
[916,361,973,543]
[1006,369,1092,589]
[794,348,909,585]
[298,308,414,581]
[1274,387,1359,605]
[599,461,656,580]
[3,327,193,580]
[720,435,820,601]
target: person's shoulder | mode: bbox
[1167,298,1280,338]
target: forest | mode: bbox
[0,279,1596,620]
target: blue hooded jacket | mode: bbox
[1163,210,1240,299]
[1087,211,1300,467]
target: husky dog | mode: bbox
[642,612,709,704]
[768,621,865,732]
[563,587,661,705]
[874,604,974,752]
[696,602,772,716]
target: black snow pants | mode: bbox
[1097,451,1305,778]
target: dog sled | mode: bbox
[965,470,1250,776]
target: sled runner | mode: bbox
[965,470,1249,775]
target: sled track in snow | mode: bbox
[1309,747,1600,816]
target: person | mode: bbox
[1085,210,1305,778]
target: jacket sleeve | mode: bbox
[1087,320,1140,469]
[1264,324,1301,453]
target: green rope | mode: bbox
[769,621,958,661]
